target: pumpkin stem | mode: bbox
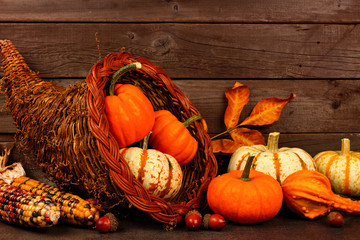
[108,62,142,96]
[183,115,202,128]
[141,131,152,150]
[267,132,280,153]
[239,153,256,181]
[340,138,351,156]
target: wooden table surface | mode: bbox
[0,208,358,240]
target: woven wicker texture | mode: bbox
[0,40,217,226]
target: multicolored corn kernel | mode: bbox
[11,176,100,225]
[0,182,60,228]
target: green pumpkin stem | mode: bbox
[141,131,152,150]
[267,132,280,153]
[108,62,142,96]
[341,138,351,156]
[183,115,202,128]
[239,153,256,181]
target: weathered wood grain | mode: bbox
[1,23,360,79]
[1,0,360,238]
[1,79,359,134]
[0,0,359,23]
[0,204,359,240]
[175,79,360,134]
[4,133,360,164]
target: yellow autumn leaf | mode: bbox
[224,82,250,129]
[230,128,265,146]
[212,139,242,154]
[240,93,296,126]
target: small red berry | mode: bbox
[203,214,226,231]
[95,213,119,233]
[326,211,344,227]
[185,210,202,231]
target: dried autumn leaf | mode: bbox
[240,93,296,126]
[212,139,242,154]
[201,118,208,132]
[230,128,265,146]
[212,83,295,155]
[224,82,250,129]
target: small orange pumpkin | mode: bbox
[207,154,283,224]
[104,63,155,148]
[314,138,360,197]
[282,170,360,219]
[149,110,200,165]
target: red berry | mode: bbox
[95,213,119,233]
[185,210,202,231]
[327,211,344,227]
[203,214,226,231]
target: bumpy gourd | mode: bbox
[228,132,316,184]
[282,170,360,219]
[314,138,360,197]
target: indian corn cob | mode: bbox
[11,176,100,225]
[0,181,60,227]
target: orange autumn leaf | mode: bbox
[212,139,243,154]
[224,82,250,129]
[211,83,295,155]
[230,128,265,146]
[201,118,208,132]
[240,93,296,126]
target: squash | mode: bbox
[228,132,316,184]
[314,138,360,197]
[207,154,283,224]
[149,110,200,165]
[119,134,183,200]
[282,170,360,219]
[104,63,155,148]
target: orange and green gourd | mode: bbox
[149,110,200,165]
[104,62,155,148]
[207,154,283,224]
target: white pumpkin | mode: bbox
[314,138,360,197]
[120,147,183,200]
[228,132,316,184]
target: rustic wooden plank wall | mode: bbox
[1,0,360,159]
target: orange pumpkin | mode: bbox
[282,170,360,219]
[314,138,360,197]
[104,63,155,148]
[149,110,200,165]
[207,154,283,224]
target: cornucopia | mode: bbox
[0,39,217,228]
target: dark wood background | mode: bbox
[1,1,360,239]
[1,0,360,155]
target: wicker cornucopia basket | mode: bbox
[0,40,217,227]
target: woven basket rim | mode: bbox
[85,51,217,225]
